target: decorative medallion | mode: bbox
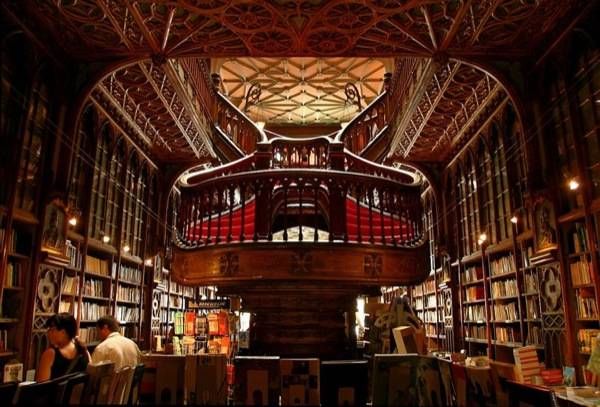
[36,266,59,313]
[364,253,382,277]
[291,250,313,274]
[219,252,239,276]
[541,266,562,311]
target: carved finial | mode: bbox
[211,73,222,90]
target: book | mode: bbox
[4,361,23,383]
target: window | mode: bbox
[89,125,110,240]
[491,124,512,242]
[15,75,49,212]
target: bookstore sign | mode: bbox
[190,299,230,310]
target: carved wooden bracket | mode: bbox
[219,252,239,276]
[363,253,382,277]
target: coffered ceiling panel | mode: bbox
[219,57,390,125]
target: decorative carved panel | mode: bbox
[363,253,382,277]
[539,264,566,368]
[219,252,239,276]
[291,250,313,275]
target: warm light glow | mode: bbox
[256,121,265,130]
[68,217,78,226]
[123,244,130,253]
[478,233,487,246]
[144,258,153,266]
[510,216,518,224]
[569,178,580,190]
[102,235,110,244]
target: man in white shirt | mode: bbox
[91,315,141,370]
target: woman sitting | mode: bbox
[36,313,91,381]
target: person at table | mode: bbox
[36,313,91,381]
[91,315,141,370]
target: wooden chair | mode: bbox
[450,363,468,407]
[13,375,65,406]
[437,358,455,407]
[0,381,18,404]
[84,361,116,405]
[504,379,557,407]
[465,366,495,407]
[489,361,516,407]
[57,371,89,405]
[127,363,145,406]
[109,366,135,405]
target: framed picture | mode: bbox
[41,199,67,256]
[534,199,557,253]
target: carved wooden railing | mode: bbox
[270,136,331,169]
[215,92,267,155]
[335,90,389,154]
[176,136,423,249]
[176,169,422,248]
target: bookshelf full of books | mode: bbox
[459,259,488,354]
[114,256,144,340]
[78,244,115,345]
[519,237,544,351]
[0,212,35,372]
[487,251,524,353]
[563,219,600,374]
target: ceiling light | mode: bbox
[256,121,265,130]
[68,216,78,226]
[145,258,153,266]
[478,233,487,246]
[569,178,580,190]
[123,244,130,253]
[102,235,110,244]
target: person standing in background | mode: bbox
[91,315,141,370]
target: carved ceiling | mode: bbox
[218,57,390,125]
[3,0,589,164]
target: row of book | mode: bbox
[58,300,78,315]
[85,255,110,276]
[570,259,593,286]
[78,327,99,343]
[119,264,142,284]
[115,306,139,322]
[525,297,540,319]
[490,279,518,298]
[495,327,520,343]
[576,296,598,320]
[577,328,600,353]
[0,329,9,352]
[492,302,518,321]
[464,304,485,321]
[81,303,110,321]
[83,278,107,298]
[523,273,539,294]
[572,222,588,252]
[116,286,140,303]
[61,275,79,295]
[489,254,516,276]
[526,326,542,347]
[465,325,486,340]
[463,286,484,302]
[4,261,22,287]
[66,240,82,270]
[462,266,483,283]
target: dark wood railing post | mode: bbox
[254,142,272,239]
[329,142,347,241]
